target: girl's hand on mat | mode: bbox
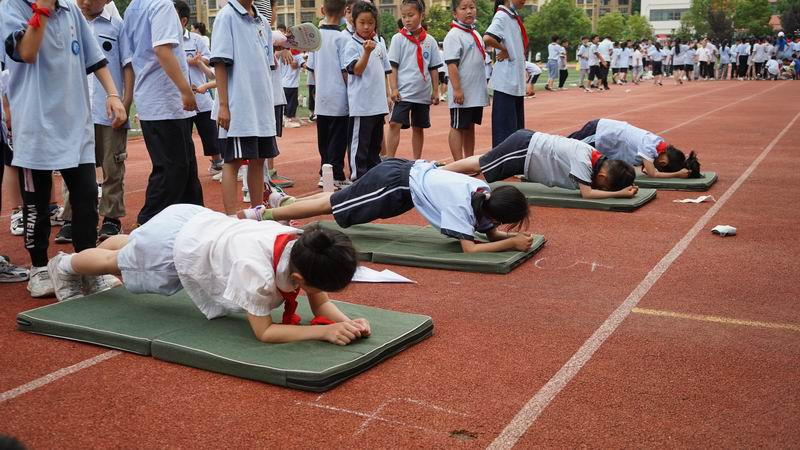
[675,168,690,179]
[352,318,371,337]
[218,104,231,130]
[512,233,534,251]
[453,89,464,105]
[324,321,364,346]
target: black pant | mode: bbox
[138,118,203,225]
[491,91,524,148]
[600,64,610,88]
[559,69,569,88]
[699,61,708,78]
[754,62,764,78]
[19,164,98,267]
[308,85,315,114]
[738,56,748,77]
[190,111,219,157]
[317,115,349,180]
[347,115,384,181]
[284,87,299,118]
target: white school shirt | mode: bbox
[588,43,600,66]
[88,9,131,128]
[648,46,663,62]
[485,6,527,97]
[685,48,696,63]
[737,43,751,56]
[281,53,304,88]
[342,33,391,117]
[443,25,489,109]
[671,46,684,65]
[173,211,300,320]
[210,0,275,138]
[696,47,709,62]
[766,59,779,75]
[272,63,286,106]
[577,44,590,70]
[720,46,731,64]
[752,43,766,62]
[524,132,594,189]
[308,24,348,116]
[121,0,195,121]
[706,42,717,59]
[0,69,8,143]
[618,48,631,67]
[598,39,613,62]
[632,50,643,66]
[182,30,214,113]
[594,118,664,166]
[388,31,442,104]
[558,45,567,70]
[547,42,560,61]
[525,61,542,77]
[408,161,495,241]
[0,0,105,170]
[610,47,621,68]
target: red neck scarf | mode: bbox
[400,27,428,80]
[656,140,667,155]
[451,21,485,60]
[273,234,334,326]
[591,149,604,169]
[498,6,528,53]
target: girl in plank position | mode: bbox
[47,204,369,346]
[567,118,701,179]
[244,158,534,253]
[443,129,638,199]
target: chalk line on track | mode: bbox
[631,308,800,333]
[486,110,800,450]
[0,351,120,403]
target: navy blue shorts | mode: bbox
[222,136,279,163]
[330,158,414,228]
[477,129,534,183]
[450,107,483,130]
[390,101,430,129]
[567,119,599,146]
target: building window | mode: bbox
[599,7,610,15]
[576,0,584,4]
[649,8,687,21]
[381,5,395,15]
[300,11,316,22]
[585,8,592,16]
[301,0,315,7]
[618,0,629,4]
[208,0,217,9]
[619,6,628,13]
[287,14,295,26]
[286,0,294,6]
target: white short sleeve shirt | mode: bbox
[443,25,489,109]
[524,132,594,189]
[595,118,664,165]
[485,6,526,97]
[309,24,349,116]
[183,30,214,113]
[388,31,443,104]
[342,34,391,117]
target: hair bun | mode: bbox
[304,229,333,252]
[685,151,702,178]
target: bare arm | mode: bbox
[578,183,638,199]
[94,66,127,129]
[448,62,464,105]
[122,64,134,113]
[14,0,56,64]
[429,68,439,104]
[483,35,509,61]
[214,62,230,129]
[442,155,481,174]
[642,160,690,178]
[154,44,196,111]
[353,41,375,76]
[389,67,400,102]
[460,232,533,253]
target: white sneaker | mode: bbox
[317,177,324,188]
[0,256,29,283]
[49,205,65,226]
[10,210,23,236]
[267,191,293,209]
[47,253,83,301]
[334,179,352,189]
[82,274,122,296]
[97,184,103,199]
[27,266,55,298]
[285,120,301,129]
[212,171,223,182]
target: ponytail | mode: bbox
[684,151,702,178]
[472,186,529,231]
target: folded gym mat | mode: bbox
[634,171,718,191]
[312,221,545,274]
[17,287,433,391]
[489,182,656,212]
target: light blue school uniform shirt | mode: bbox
[577,44,590,70]
[121,0,194,121]
[547,42,560,61]
[307,24,349,117]
[618,48,631,67]
[408,161,494,240]
[648,46,664,62]
[524,132,594,189]
[588,43,600,66]
[210,0,276,138]
[485,6,526,97]
[271,63,286,106]
[443,24,489,109]
[685,48,696,64]
[88,9,130,128]
[0,0,105,170]
[0,69,9,143]
[720,46,731,64]
[281,53,304,88]
[610,47,621,68]
[388,31,443,105]
[595,119,663,166]
[183,30,213,113]
[342,34,391,117]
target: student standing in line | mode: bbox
[484,0,531,147]
[557,38,569,89]
[586,34,605,91]
[598,35,613,89]
[341,1,391,181]
[386,0,442,160]
[577,36,590,92]
[444,0,489,161]
[1,0,127,296]
[649,41,664,85]
[718,40,731,80]
[211,0,276,215]
[545,34,559,91]
[308,0,351,188]
[737,38,750,79]
[122,0,203,226]
[671,38,686,85]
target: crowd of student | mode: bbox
[0,0,773,344]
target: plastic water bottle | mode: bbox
[321,164,334,193]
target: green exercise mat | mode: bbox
[490,181,656,212]
[634,172,718,191]
[17,287,433,392]
[311,221,545,274]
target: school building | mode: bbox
[640,0,689,37]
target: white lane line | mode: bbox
[487,110,800,450]
[0,351,120,403]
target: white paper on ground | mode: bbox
[711,225,737,236]
[673,195,716,204]
[352,266,415,283]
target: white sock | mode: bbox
[58,254,76,275]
